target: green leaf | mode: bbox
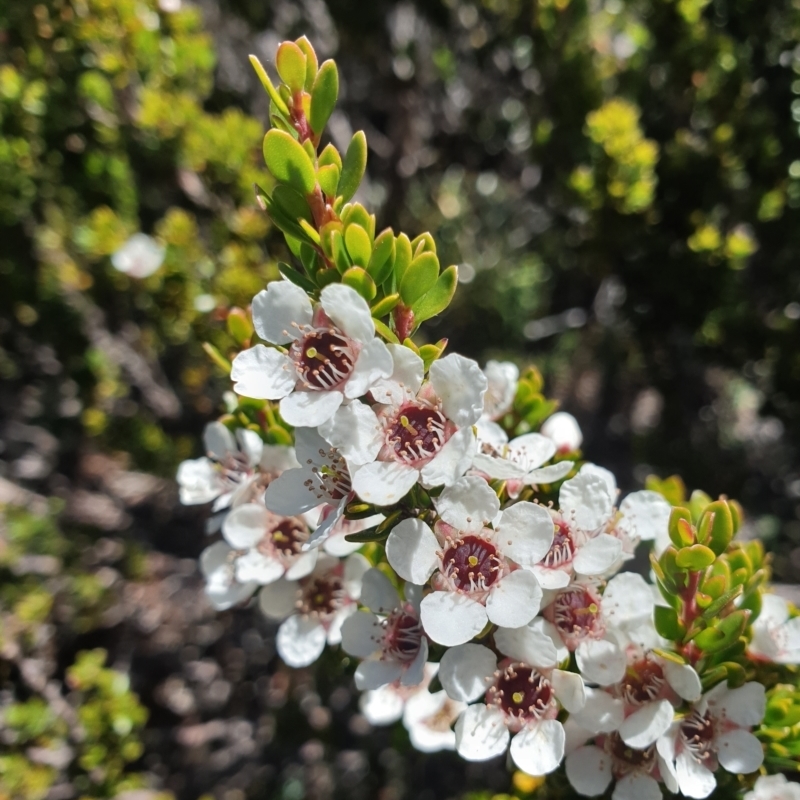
[295,36,318,90]
[202,342,231,374]
[392,233,413,288]
[300,242,320,276]
[317,163,340,198]
[700,585,743,619]
[370,293,400,318]
[722,662,747,688]
[411,265,458,324]
[249,55,289,117]
[226,308,253,346]
[276,41,307,93]
[263,129,316,195]
[411,231,437,256]
[675,543,716,570]
[343,525,387,544]
[263,195,311,242]
[368,229,396,285]
[342,266,377,301]
[373,318,399,344]
[278,261,318,294]
[341,203,374,238]
[399,251,439,306]
[701,501,734,556]
[693,610,748,653]
[699,574,727,599]
[271,184,313,224]
[652,648,686,665]
[345,224,372,268]
[689,489,712,523]
[419,340,448,372]
[298,219,321,245]
[669,507,695,548]
[315,268,340,289]
[310,59,339,136]
[319,143,342,171]
[654,605,685,640]
[285,235,303,258]
[331,229,350,273]
[338,131,368,203]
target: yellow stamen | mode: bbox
[399,415,418,435]
[512,691,524,705]
[468,555,479,567]
[306,346,318,359]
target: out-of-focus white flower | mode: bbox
[111,233,165,278]
[481,360,518,420]
[657,682,766,799]
[359,662,438,726]
[158,0,181,11]
[541,411,583,452]
[749,594,800,664]
[258,553,369,667]
[385,476,552,646]
[199,540,257,610]
[403,688,466,753]
[341,568,427,690]
[321,346,487,507]
[320,511,383,558]
[744,774,800,800]
[230,282,393,427]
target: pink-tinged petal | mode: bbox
[439,643,496,703]
[455,704,509,761]
[510,719,565,776]
[420,591,488,646]
[354,658,404,691]
[526,461,575,484]
[222,503,268,549]
[494,624,558,669]
[276,615,327,667]
[541,412,583,451]
[602,572,655,631]
[486,570,542,628]
[284,550,318,580]
[420,426,477,489]
[436,475,500,533]
[559,472,614,531]
[385,518,439,584]
[280,389,343,427]
[716,729,764,774]
[576,639,626,686]
[320,283,375,342]
[352,460,419,506]
[612,774,662,800]
[252,281,312,344]
[203,421,237,460]
[573,534,623,576]
[344,338,394,398]
[619,699,674,749]
[497,501,554,567]
[565,745,612,797]
[664,661,702,702]
[551,669,585,713]
[258,578,299,620]
[429,353,488,428]
[318,401,383,465]
[571,687,624,734]
[507,433,556,470]
[676,751,716,799]
[231,345,296,400]
[618,490,671,542]
[360,567,401,613]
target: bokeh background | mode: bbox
[1,0,799,798]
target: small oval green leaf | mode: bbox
[342,266,377,301]
[345,224,372,268]
[675,543,716,570]
[310,59,339,136]
[263,129,316,195]
[411,265,458,324]
[338,131,367,203]
[276,41,307,94]
[317,163,340,198]
[399,251,439,306]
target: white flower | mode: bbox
[403,688,466,753]
[319,511,384,558]
[438,631,585,776]
[230,282,393,427]
[111,233,165,278]
[220,503,318,585]
[745,774,800,800]
[359,662,438,726]
[472,431,574,496]
[657,681,766,799]
[321,346,486,507]
[749,593,800,664]
[540,411,583,452]
[341,568,428,690]
[385,476,553,645]
[481,360,518,420]
[199,540,257,610]
[258,553,369,667]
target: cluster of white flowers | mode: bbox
[178,278,797,793]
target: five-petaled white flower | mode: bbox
[403,687,466,753]
[358,662,439,727]
[744,775,800,800]
[199,540,258,611]
[230,281,393,427]
[385,476,553,645]
[748,593,800,665]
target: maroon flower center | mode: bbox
[383,610,423,663]
[487,664,554,722]
[263,517,309,557]
[305,447,352,503]
[386,404,447,465]
[605,731,657,773]
[552,585,602,641]
[618,656,666,706]
[680,709,715,760]
[543,520,575,569]
[292,329,356,391]
[442,535,501,592]
[299,575,344,617]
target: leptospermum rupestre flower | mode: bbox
[320,345,487,506]
[385,476,553,645]
[656,681,766,799]
[748,593,800,664]
[258,553,369,667]
[359,662,439,727]
[403,688,467,753]
[200,540,258,611]
[230,281,393,427]
[341,568,428,690]
[744,775,800,800]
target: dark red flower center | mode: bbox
[552,585,602,641]
[605,731,657,772]
[618,656,666,705]
[488,664,554,722]
[300,575,344,617]
[543,520,575,569]
[264,517,309,557]
[292,329,356,391]
[384,610,423,662]
[442,535,501,592]
[680,709,715,760]
[386,404,447,465]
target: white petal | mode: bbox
[284,550,318,580]
[485,570,542,628]
[565,745,613,797]
[404,690,461,753]
[612,774,662,800]
[510,719,565,776]
[439,643,496,703]
[475,418,509,449]
[237,428,265,467]
[320,283,375,342]
[258,578,299,620]
[231,345,296,399]
[371,344,424,404]
[294,426,333,465]
[559,472,614,531]
[401,639,428,687]
[326,605,354,645]
[602,571,655,631]
[578,463,618,500]
[455,704,509,761]
[354,658,404,690]
[429,353,488,428]
[576,639,626,686]
[618,490,671,542]
[507,433,556,471]
[252,280,312,344]
[526,461,575,484]
[352,460,419,506]
[497,501,554,567]
[177,458,221,505]
[318,401,383,465]
[471,452,526,481]
[551,669,586,713]
[420,591,487,646]
[264,467,320,515]
[436,475,500,533]
[664,661,702,702]
[222,503,268,548]
[573,534,623,576]
[344,552,370,599]
[360,567,401,613]
[483,360,518,418]
[541,412,583,451]
[280,389,343,427]
[259,444,300,473]
[203,421,236,460]
[200,540,234,577]
[385,518,439,584]
[494,624,558,669]
[677,751,716,799]
[659,752,679,794]
[619,699,674,749]
[360,687,404,725]
[419,426,477,488]
[344,338,394,398]
[714,682,766,728]
[571,687,624,734]
[276,615,327,667]
[716,729,764,774]
[531,564,572,590]
[235,549,285,585]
